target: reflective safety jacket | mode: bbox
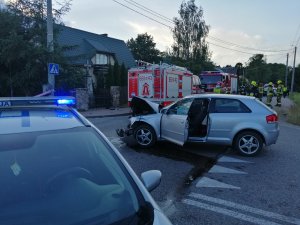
[267,86,273,96]
[277,84,283,95]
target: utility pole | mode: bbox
[285,53,289,87]
[47,0,55,94]
[291,46,297,93]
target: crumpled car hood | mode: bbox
[130,96,160,116]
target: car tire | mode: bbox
[134,124,156,148]
[234,131,263,156]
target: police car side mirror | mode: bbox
[161,108,167,114]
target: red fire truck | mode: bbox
[199,71,238,93]
[128,62,193,106]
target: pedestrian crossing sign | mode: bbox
[48,63,59,75]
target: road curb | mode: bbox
[84,113,131,118]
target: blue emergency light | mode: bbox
[0,96,76,107]
[57,99,75,105]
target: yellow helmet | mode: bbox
[269,82,273,86]
[251,81,257,86]
[277,80,282,84]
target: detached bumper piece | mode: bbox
[116,128,137,146]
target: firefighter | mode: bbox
[283,85,289,98]
[239,84,246,95]
[249,81,258,97]
[245,82,251,96]
[276,80,284,107]
[213,81,222,94]
[266,82,274,107]
[258,82,264,101]
[224,86,230,94]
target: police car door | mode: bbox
[161,98,194,146]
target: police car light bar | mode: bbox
[0,96,76,108]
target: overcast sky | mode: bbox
[5,0,300,67]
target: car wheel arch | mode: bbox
[233,129,265,145]
[132,122,157,148]
[233,129,265,156]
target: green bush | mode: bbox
[287,93,300,126]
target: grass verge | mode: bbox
[286,93,300,126]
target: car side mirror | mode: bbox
[141,170,161,192]
[160,108,167,114]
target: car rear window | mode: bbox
[210,98,251,113]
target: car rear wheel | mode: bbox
[134,124,156,148]
[234,131,263,156]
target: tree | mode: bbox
[0,0,79,97]
[235,62,243,91]
[127,33,161,63]
[245,54,270,83]
[172,0,210,62]
[120,63,127,86]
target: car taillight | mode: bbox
[266,114,278,123]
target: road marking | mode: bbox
[218,156,253,163]
[196,177,240,189]
[187,193,300,225]
[182,199,282,225]
[108,137,126,148]
[209,165,247,174]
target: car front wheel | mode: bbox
[234,131,263,156]
[134,124,156,148]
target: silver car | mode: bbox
[117,94,279,156]
[0,97,172,225]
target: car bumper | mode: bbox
[265,129,280,145]
[116,128,137,146]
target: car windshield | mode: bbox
[200,75,223,84]
[0,127,147,225]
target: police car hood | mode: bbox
[130,96,160,116]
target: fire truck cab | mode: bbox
[200,71,237,94]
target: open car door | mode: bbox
[161,98,194,146]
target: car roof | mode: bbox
[0,97,86,134]
[184,93,256,100]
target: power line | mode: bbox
[207,36,291,53]
[207,40,288,56]
[112,0,173,29]
[291,23,300,47]
[112,0,291,55]
[125,0,174,24]
[296,35,300,47]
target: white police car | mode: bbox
[0,97,172,225]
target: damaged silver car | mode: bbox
[117,94,279,156]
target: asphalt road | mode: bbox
[90,116,300,225]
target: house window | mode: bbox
[95,54,108,65]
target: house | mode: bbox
[56,25,135,104]
[216,66,238,75]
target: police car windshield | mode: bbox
[0,127,145,225]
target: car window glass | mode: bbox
[212,98,251,113]
[168,98,193,115]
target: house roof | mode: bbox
[216,66,238,74]
[56,25,135,68]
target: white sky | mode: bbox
[4,0,300,67]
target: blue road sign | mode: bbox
[48,63,59,75]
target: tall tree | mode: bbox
[127,33,160,63]
[245,54,271,83]
[172,0,210,61]
[235,62,243,90]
